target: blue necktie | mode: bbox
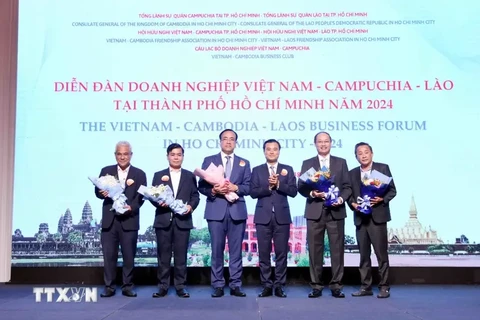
[225,156,232,179]
[321,158,328,172]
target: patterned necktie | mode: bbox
[270,165,275,212]
[225,156,232,179]
[270,165,275,176]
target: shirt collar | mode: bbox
[169,167,181,173]
[360,163,373,172]
[318,154,330,161]
[117,165,130,173]
[221,151,234,159]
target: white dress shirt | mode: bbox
[221,151,235,170]
[267,162,278,175]
[360,165,372,180]
[117,165,130,189]
[318,154,330,170]
[169,167,181,198]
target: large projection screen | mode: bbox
[12,0,480,267]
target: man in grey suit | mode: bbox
[298,132,352,298]
[198,129,251,298]
[348,142,396,299]
[250,139,297,298]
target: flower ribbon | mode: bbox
[326,185,339,200]
[357,195,372,214]
[111,193,128,214]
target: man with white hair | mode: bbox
[94,141,147,298]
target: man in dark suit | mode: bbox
[198,129,251,298]
[251,139,297,298]
[94,141,147,298]
[298,132,351,298]
[348,142,396,299]
[150,143,200,298]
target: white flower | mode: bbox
[99,174,120,188]
[149,185,167,198]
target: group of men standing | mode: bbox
[94,129,396,300]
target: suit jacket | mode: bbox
[150,168,200,229]
[348,162,397,226]
[198,153,251,221]
[298,155,352,220]
[94,165,147,231]
[250,163,297,225]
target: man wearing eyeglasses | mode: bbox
[94,141,147,298]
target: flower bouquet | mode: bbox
[357,170,392,214]
[138,184,188,215]
[89,174,128,214]
[299,167,339,206]
[193,162,239,202]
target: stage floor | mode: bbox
[0,284,479,320]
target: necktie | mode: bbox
[270,165,275,212]
[225,156,232,179]
[321,158,327,171]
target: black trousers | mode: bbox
[101,217,138,290]
[155,219,190,290]
[307,210,345,291]
[355,216,390,290]
[256,213,290,288]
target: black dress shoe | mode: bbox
[100,288,115,298]
[258,287,273,297]
[274,288,287,298]
[308,289,322,298]
[377,289,390,299]
[152,288,168,298]
[331,289,345,298]
[176,288,190,298]
[351,289,373,297]
[122,289,137,297]
[230,287,246,297]
[211,287,224,298]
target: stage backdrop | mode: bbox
[12,0,480,267]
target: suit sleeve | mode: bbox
[189,173,200,210]
[382,165,397,204]
[298,160,313,198]
[339,159,352,202]
[250,167,271,199]
[236,160,251,197]
[277,166,298,198]
[94,167,107,199]
[198,157,216,201]
[346,170,357,211]
[129,169,147,213]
